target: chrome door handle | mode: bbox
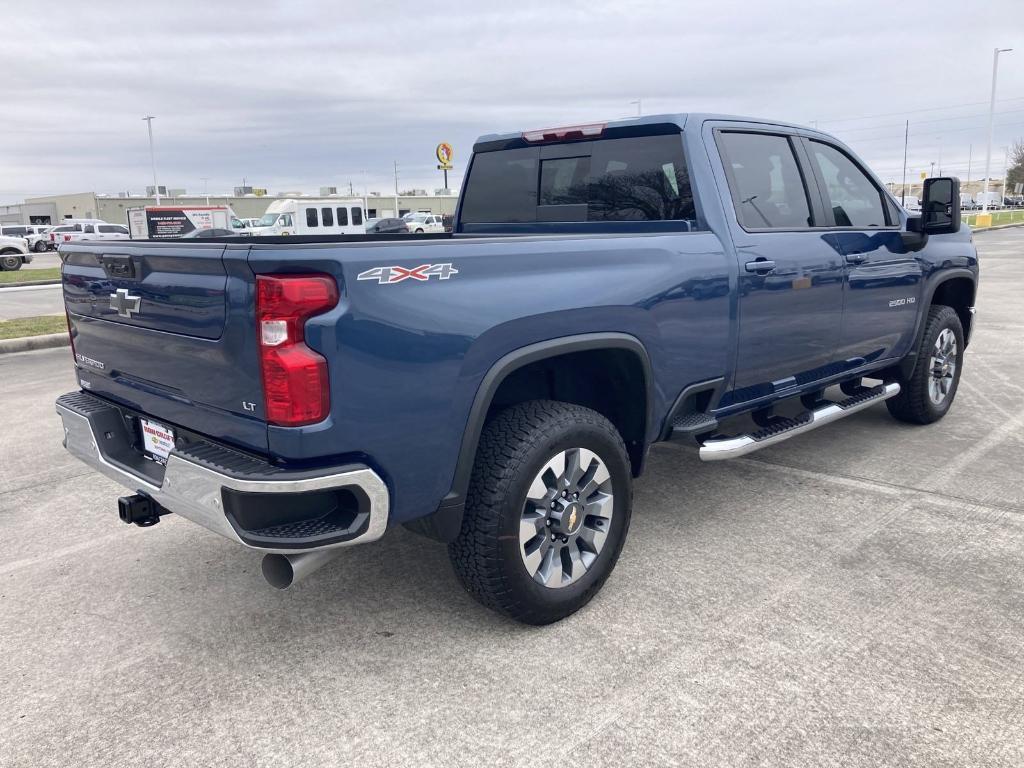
[744,259,776,274]
[845,252,868,264]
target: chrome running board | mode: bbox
[698,382,901,461]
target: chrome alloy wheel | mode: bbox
[519,448,614,589]
[928,328,958,405]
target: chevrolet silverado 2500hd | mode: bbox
[56,114,978,624]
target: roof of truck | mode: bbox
[474,113,822,147]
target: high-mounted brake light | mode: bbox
[522,122,606,143]
[256,274,338,427]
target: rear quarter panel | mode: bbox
[248,229,733,524]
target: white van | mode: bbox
[252,198,366,236]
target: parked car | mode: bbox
[0,225,49,253]
[60,223,131,244]
[403,212,445,233]
[900,195,921,213]
[0,235,32,270]
[959,194,977,211]
[180,227,240,238]
[366,217,411,234]
[56,114,977,624]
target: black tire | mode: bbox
[0,252,23,271]
[448,400,633,625]
[33,240,47,253]
[886,305,964,424]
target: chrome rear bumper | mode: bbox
[56,392,389,554]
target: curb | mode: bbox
[971,221,1024,233]
[0,279,61,289]
[0,333,70,355]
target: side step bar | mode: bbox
[699,382,901,461]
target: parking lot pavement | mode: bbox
[0,283,63,321]
[1,229,1022,767]
[23,252,60,270]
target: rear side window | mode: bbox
[306,208,318,227]
[352,208,363,225]
[336,207,349,226]
[461,134,697,226]
[460,147,538,223]
[809,141,888,227]
[717,132,812,229]
[321,207,334,227]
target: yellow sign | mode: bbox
[436,142,454,167]
[920,172,927,180]
[253,188,268,197]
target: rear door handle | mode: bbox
[744,259,776,274]
[845,252,868,264]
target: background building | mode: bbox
[0,191,459,225]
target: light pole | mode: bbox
[142,116,160,204]
[982,47,1012,212]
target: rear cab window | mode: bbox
[459,129,701,232]
[716,131,813,230]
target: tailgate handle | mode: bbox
[102,256,135,279]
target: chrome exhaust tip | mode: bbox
[261,550,340,589]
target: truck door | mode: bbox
[799,138,922,365]
[708,126,846,407]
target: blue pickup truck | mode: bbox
[56,114,978,624]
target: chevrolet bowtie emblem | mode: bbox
[110,288,142,318]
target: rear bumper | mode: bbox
[55,391,390,554]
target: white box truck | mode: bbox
[127,206,249,239]
[250,198,366,236]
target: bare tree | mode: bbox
[1008,138,1024,190]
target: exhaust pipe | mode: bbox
[261,550,340,589]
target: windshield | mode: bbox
[257,214,279,227]
[404,213,427,222]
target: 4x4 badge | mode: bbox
[110,288,142,318]
[357,263,458,284]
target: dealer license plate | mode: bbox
[140,418,175,460]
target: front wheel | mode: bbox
[886,304,964,424]
[448,400,632,625]
[0,253,23,271]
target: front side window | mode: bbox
[810,141,887,227]
[98,225,115,233]
[717,132,812,229]
[306,208,318,227]
[321,207,334,227]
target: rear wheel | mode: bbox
[33,240,47,253]
[448,400,632,625]
[0,252,23,271]
[886,305,964,424]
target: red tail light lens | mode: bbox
[255,274,339,426]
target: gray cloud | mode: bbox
[2,0,1022,201]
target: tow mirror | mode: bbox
[920,176,960,234]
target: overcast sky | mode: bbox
[2,0,1022,202]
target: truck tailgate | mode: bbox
[61,241,267,454]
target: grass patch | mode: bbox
[0,267,61,284]
[0,315,66,340]
[962,209,1024,229]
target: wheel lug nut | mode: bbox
[545,520,551,526]
[551,534,556,541]
[573,492,579,499]
[562,536,568,543]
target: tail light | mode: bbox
[256,274,338,426]
[522,123,606,143]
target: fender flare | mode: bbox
[406,332,654,543]
[899,268,977,378]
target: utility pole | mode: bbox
[142,116,160,204]
[201,177,209,206]
[966,144,972,189]
[930,161,935,178]
[982,47,1013,212]
[901,120,909,205]
[937,136,943,176]
[393,161,400,217]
